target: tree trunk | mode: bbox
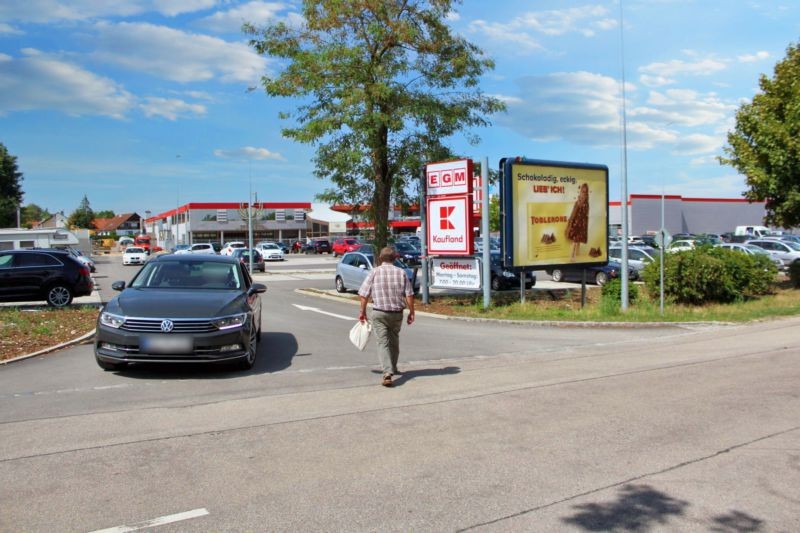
[371,123,392,252]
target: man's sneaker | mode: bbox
[391,366,400,375]
[382,374,393,387]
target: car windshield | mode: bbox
[126,247,144,254]
[130,261,242,290]
[782,241,800,251]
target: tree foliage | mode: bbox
[0,142,24,227]
[68,194,95,229]
[21,203,50,228]
[720,43,800,228]
[245,0,505,248]
[94,210,116,219]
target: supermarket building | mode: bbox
[143,194,771,249]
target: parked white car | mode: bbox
[122,246,148,266]
[666,240,696,253]
[255,242,285,261]
[176,243,218,255]
[221,241,246,256]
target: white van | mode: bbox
[734,225,771,238]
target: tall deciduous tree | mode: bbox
[0,142,24,227]
[720,43,800,228]
[246,0,504,248]
[68,194,95,229]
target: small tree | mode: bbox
[0,142,24,227]
[720,43,800,228]
[68,194,96,229]
[21,203,50,228]
[94,210,116,219]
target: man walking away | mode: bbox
[358,246,415,387]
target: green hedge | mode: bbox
[640,246,777,305]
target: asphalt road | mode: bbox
[1,255,798,531]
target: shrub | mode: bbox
[640,246,776,305]
[789,261,800,288]
[600,277,639,315]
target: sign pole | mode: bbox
[481,157,490,309]
[420,168,429,305]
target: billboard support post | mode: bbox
[420,168,429,305]
[481,157,490,309]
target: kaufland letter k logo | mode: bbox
[440,206,455,230]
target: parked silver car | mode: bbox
[717,243,784,270]
[335,251,420,294]
[746,239,800,269]
[608,245,659,275]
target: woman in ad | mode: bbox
[566,182,589,261]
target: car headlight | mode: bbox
[212,313,247,330]
[99,312,125,329]
[502,270,516,278]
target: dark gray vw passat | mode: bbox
[94,255,266,371]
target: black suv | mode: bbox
[486,252,535,291]
[303,239,331,254]
[0,249,94,307]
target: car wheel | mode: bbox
[95,357,126,371]
[595,271,609,286]
[46,284,73,307]
[491,276,501,291]
[335,276,347,293]
[238,320,258,370]
[551,269,564,282]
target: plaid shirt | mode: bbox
[358,263,413,311]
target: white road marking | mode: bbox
[88,508,209,533]
[292,304,353,321]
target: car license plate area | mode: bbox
[140,335,193,354]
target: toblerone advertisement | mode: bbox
[511,162,608,268]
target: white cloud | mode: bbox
[0,23,24,35]
[197,1,287,33]
[90,22,268,83]
[0,0,217,23]
[737,51,770,63]
[639,57,728,87]
[468,5,616,53]
[672,133,723,155]
[214,146,286,161]
[497,70,735,156]
[140,97,206,120]
[468,20,543,52]
[0,49,134,118]
[496,71,625,146]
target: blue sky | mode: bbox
[1,1,798,217]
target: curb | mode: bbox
[1,328,96,365]
[295,288,734,329]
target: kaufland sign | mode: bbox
[427,196,472,254]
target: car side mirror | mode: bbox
[111,281,126,291]
[249,283,267,295]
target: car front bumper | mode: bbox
[94,324,252,364]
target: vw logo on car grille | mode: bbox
[160,320,175,333]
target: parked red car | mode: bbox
[332,238,361,257]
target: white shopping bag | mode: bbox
[349,320,372,351]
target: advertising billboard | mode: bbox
[501,158,608,269]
